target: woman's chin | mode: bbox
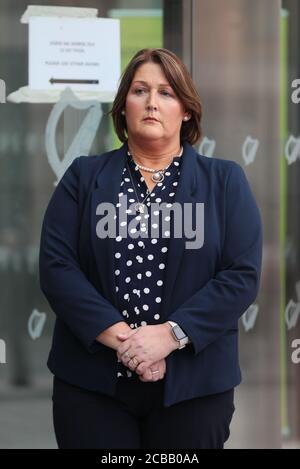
[134,129,164,141]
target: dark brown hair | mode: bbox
[110,48,202,145]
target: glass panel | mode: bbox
[188,0,283,449]
[0,0,162,449]
[280,0,300,449]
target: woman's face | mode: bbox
[125,62,187,146]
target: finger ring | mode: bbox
[124,352,131,359]
[151,370,159,374]
[132,357,139,366]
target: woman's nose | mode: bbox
[147,104,158,111]
[146,91,158,111]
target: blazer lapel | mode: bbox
[159,142,198,320]
[90,143,128,308]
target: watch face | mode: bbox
[173,325,187,340]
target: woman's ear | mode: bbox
[183,111,191,121]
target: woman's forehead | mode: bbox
[132,63,169,83]
[131,79,172,88]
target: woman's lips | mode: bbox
[143,118,159,122]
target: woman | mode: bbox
[39,48,263,449]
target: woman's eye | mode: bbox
[132,88,172,97]
[134,88,146,95]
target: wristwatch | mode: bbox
[167,321,190,349]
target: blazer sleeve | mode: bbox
[168,162,263,356]
[39,157,125,353]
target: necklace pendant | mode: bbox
[151,171,164,183]
[135,202,146,214]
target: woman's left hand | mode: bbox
[116,324,177,376]
[139,358,166,382]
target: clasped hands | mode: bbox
[116,323,177,382]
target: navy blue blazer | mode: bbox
[39,141,263,407]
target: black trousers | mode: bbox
[52,375,235,449]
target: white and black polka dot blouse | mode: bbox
[114,151,182,379]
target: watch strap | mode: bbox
[167,321,190,348]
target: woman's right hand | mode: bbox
[138,358,166,382]
[114,326,166,381]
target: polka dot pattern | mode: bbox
[114,149,182,379]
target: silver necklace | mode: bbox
[127,147,183,183]
[126,160,157,214]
